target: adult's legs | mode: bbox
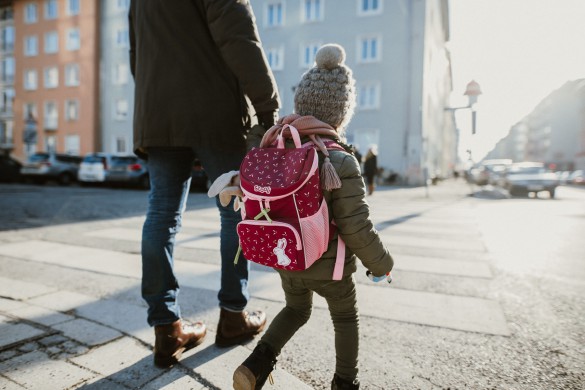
[141,147,194,326]
[195,146,249,311]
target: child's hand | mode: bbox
[366,270,392,284]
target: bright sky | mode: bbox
[448,0,585,162]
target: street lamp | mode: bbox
[445,80,482,134]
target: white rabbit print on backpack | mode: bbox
[273,238,292,267]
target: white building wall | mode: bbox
[252,0,454,185]
[100,0,134,154]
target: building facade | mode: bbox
[484,79,585,171]
[100,0,132,155]
[12,0,99,160]
[0,1,15,156]
[251,0,455,185]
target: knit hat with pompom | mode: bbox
[294,44,356,130]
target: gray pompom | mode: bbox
[315,44,345,70]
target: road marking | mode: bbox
[0,240,509,335]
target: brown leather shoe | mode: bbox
[154,319,206,368]
[215,308,267,348]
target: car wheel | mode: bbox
[58,173,73,186]
[548,189,555,199]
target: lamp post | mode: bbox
[445,80,482,134]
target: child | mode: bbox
[231,44,394,390]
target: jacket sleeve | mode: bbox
[203,0,280,117]
[128,6,136,78]
[331,154,394,276]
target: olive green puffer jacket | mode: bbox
[276,148,394,280]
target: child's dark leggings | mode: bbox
[260,274,359,381]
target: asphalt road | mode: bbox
[0,181,584,389]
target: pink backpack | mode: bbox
[236,125,346,280]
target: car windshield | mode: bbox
[508,167,546,175]
[83,155,106,163]
[111,156,137,165]
[29,153,49,162]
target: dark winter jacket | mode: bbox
[129,0,280,156]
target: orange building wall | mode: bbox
[13,0,99,160]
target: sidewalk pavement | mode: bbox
[0,180,508,389]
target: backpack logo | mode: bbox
[254,185,272,194]
[273,238,292,266]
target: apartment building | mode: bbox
[485,79,585,171]
[250,0,455,184]
[100,0,132,155]
[12,0,99,160]
[0,1,14,156]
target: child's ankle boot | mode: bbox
[331,373,360,390]
[233,343,277,390]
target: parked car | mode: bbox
[21,153,82,185]
[190,158,210,192]
[105,155,149,189]
[569,170,585,185]
[556,170,572,185]
[0,154,23,183]
[78,153,110,184]
[502,162,559,198]
[470,159,512,186]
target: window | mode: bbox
[44,31,58,54]
[24,69,38,90]
[1,26,14,52]
[0,88,14,113]
[114,99,128,120]
[44,0,57,19]
[302,0,323,22]
[66,0,80,15]
[23,102,37,119]
[115,28,129,48]
[24,35,38,56]
[300,43,320,67]
[357,83,380,110]
[64,63,80,86]
[44,66,58,88]
[24,3,38,23]
[266,47,284,71]
[358,0,382,15]
[45,135,56,153]
[1,57,14,83]
[114,136,128,153]
[266,2,283,27]
[358,35,381,62]
[65,100,79,121]
[1,7,14,21]
[112,63,129,85]
[66,28,80,51]
[65,135,80,155]
[115,0,130,12]
[44,101,58,129]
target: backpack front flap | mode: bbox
[239,146,318,200]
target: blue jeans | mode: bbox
[142,147,249,326]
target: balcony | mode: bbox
[44,118,58,131]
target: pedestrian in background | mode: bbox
[364,145,378,195]
[230,44,394,390]
[352,145,363,173]
[129,0,280,368]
